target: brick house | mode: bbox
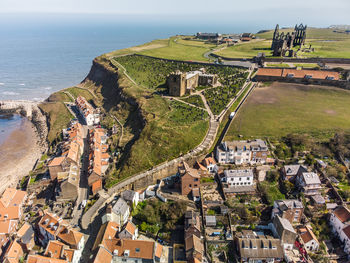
[180,162,200,199]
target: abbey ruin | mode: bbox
[271,24,307,57]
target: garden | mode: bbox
[132,199,187,241]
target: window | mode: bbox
[194,178,198,182]
[239,178,242,181]
[189,184,192,188]
[247,177,250,180]
[194,184,198,187]
[135,248,140,252]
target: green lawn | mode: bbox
[299,39,350,58]
[265,63,290,68]
[138,37,213,61]
[39,92,74,143]
[259,181,285,205]
[339,182,350,191]
[180,95,205,108]
[294,63,320,69]
[225,82,350,141]
[257,27,350,40]
[214,40,272,58]
[217,28,350,59]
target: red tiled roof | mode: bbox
[334,206,350,223]
[343,225,350,240]
[48,157,66,167]
[256,68,340,80]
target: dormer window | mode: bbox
[305,75,312,79]
[287,73,294,78]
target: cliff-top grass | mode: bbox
[225,82,350,141]
[215,28,350,59]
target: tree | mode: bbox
[282,180,294,195]
[266,170,279,182]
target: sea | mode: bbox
[0,13,264,145]
[0,114,24,146]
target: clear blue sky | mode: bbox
[1,0,349,27]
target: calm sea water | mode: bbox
[0,114,23,146]
[0,14,263,143]
[0,14,262,101]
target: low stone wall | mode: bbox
[264,57,350,64]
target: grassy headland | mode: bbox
[214,28,350,59]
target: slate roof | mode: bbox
[121,190,137,202]
[112,198,129,216]
[284,165,307,176]
[274,199,304,211]
[237,236,283,259]
[301,172,321,185]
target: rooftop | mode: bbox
[224,169,254,178]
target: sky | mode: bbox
[1,0,349,27]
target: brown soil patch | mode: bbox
[131,43,167,52]
[248,85,278,105]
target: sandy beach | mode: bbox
[0,118,43,194]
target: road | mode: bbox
[81,71,256,229]
[63,98,90,228]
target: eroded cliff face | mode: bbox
[82,58,147,171]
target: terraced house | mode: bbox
[216,139,269,165]
[37,212,84,261]
[329,205,350,254]
[75,95,100,126]
[88,127,110,195]
[48,122,84,181]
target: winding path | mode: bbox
[80,59,255,230]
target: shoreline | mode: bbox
[0,117,43,193]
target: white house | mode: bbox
[112,198,130,226]
[202,157,218,174]
[296,172,322,196]
[222,169,254,187]
[299,226,319,252]
[216,139,268,165]
[75,96,100,126]
[329,205,350,254]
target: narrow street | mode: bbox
[64,100,90,228]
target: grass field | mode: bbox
[216,28,350,59]
[214,39,272,58]
[225,82,350,141]
[39,92,74,143]
[180,95,205,108]
[137,37,215,61]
